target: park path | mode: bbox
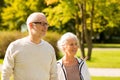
[89,68,120,77]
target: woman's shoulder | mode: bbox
[76,57,87,67]
[57,59,62,64]
[76,57,84,62]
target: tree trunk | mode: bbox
[86,0,94,60]
[77,0,93,60]
[77,3,85,59]
[81,0,93,60]
[75,12,85,59]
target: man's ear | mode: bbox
[29,23,33,29]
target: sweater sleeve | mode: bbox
[2,43,14,80]
[49,50,58,80]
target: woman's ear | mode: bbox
[63,45,66,51]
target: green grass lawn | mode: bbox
[92,43,120,48]
[86,48,120,68]
[92,76,120,80]
[74,43,120,68]
[76,48,120,68]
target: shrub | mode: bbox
[0,31,61,60]
[0,31,27,58]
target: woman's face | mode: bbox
[63,37,79,56]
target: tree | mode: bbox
[92,0,120,43]
[44,0,94,60]
[44,0,120,60]
[1,0,47,30]
[0,0,5,30]
[1,0,120,60]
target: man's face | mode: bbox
[30,15,48,38]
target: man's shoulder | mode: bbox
[10,37,27,46]
[42,40,53,47]
[42,39,50,44]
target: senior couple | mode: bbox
[1,12,91,80]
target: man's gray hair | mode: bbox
[26,12,46,26]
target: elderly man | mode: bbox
[2,12,58,80]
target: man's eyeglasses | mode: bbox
[32,22,49,27]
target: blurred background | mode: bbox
[0,0,120,80]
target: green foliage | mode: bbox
[44,0,120,35]
[0,0,120,42]
[0,0,5,30]
[94,0,120,31]
[1,0,47,30]
[43,0,77,27]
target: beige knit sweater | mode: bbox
[2,37,58,80]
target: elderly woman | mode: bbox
[57,32,91,80]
